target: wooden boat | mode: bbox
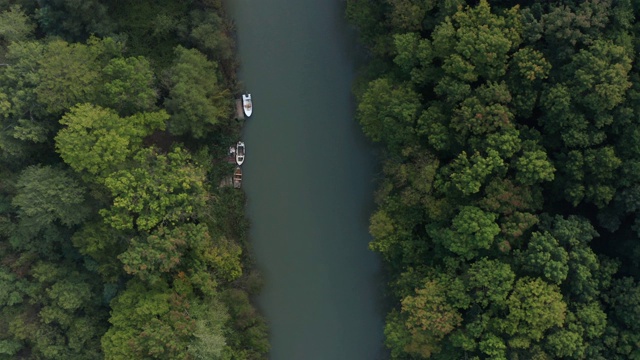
[235,99,244,120]
[236,141,245,166]
[233,166,242,188]
[242,94,253,117]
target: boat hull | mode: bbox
[242,94,253,117]
[236,141,245,166]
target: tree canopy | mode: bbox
[349,0,640,358]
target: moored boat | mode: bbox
[236,141,245,166]
[242,94,253,117]
[233,166,242,188]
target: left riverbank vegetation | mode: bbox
[348,0,640,359]
[0,1,268,359]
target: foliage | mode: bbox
[165,46,231,138]
[56,104,166,178]
[349,0,640,358]
[100,147,207,231]
[0,1,261,359]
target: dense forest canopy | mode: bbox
[348,0,640,359]
[0,1,268,359]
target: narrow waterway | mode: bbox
[226,0,384,359]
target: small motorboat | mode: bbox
[236,141,245,166]
[233,166,242,188]
[242,94,253,118]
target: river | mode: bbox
[225,0,384,359]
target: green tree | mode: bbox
[522,231,569,285]
[100,56,158,115]
[35,39,101,114]
[55,104,167,177]
[505,277,566,347]
[467,258,515,308]
[432,206,500,260]
[357,77,420,155]
[165,46,230,138]
[0,5,34,51]
[12,165,89,231]
[100,146,207,231]
[401,279,463,358]
[432,0,521,83]
[514,149,555,186]
[101,279,195,360]
[35,0,114,41]
[118,223,242,288]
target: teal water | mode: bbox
[226,0,384,359]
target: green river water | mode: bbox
[226,0,385,359]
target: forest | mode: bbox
[0,0,268,359]
[348,0,640,359]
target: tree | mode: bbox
[0,5,34,49]
[522,231,569,285]
[505,277,567,347]
[559,147,622,208]
[432,0,521,83]
[2,260,108,360]
[55,104,167,178]
[118,223,242,288]
[401,279,463,358]
[100,56,158,115]
[35,39,101,114]
[467,258,515,308]
[449,149,505,195]
[602,278,640,359]
[0,40,48,160]
[165,46,231,138]
[34,0,114,41]
[357,77,421,155]
[187,10,234,62]
[101,279,195,360]
[432,206,500,260]
[567,40,632,113]
[12,165,89,231]
[71,220,129,282]
[100,147,207,232]
[514,149,555,186]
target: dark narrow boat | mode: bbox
[233,166,242,188]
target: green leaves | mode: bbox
[569,40,632,112]
[35,39,101,114]
[100,57,157,115]
[435,0,521,82]
[505,278,567,345]
[357,78,420,155]
[0,5,35,46]
[523,232,569,284]
[165,46,230,138]
[401,280,463,357]
[100,147,206,231]
[467,258,515,308]
[12,165,88,230]
[434,206,500,259]
[55,104,167,177]
[515,149,555,186]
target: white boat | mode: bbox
[242,94,253,117]
[236,141,245,166]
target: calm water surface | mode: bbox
[226,0,385,359]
